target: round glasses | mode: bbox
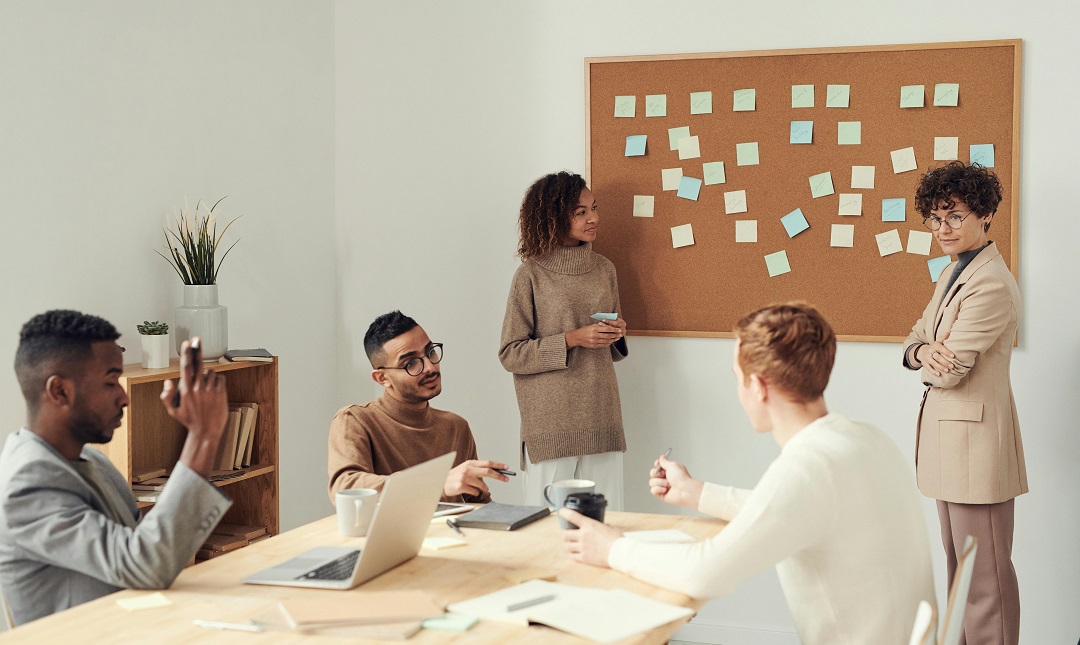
[378,343,443,376]
[922,211,974,231]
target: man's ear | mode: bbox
[749,373,768,402]
[44,374,75,408]
[371,369,390,389]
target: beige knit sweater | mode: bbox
[499,242,628,468]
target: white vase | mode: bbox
[175,285,228,360]
[140,333,171,369]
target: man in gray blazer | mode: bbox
[0,310,233,626]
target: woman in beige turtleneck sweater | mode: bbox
[499,171,629,510]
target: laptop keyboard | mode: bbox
[298,550,361,581]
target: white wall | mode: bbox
[0,1,337,531]
[336,1,1079,643]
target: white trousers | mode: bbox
[522,446,624,512]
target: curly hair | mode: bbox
[734,301,836,404]
[15,309,120,412]
[517,171,588,260]
[915,161,1003,230]
[363,310,418,367]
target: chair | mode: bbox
[939,535,978,645]
[908,600,937,645]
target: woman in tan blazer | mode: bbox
[903,161,1025,645]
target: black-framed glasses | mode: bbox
[378,343,443,376]
[922,211,975,231]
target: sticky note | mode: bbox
[791,84,814,108]
[810,171,834,198]
[891,147,917,174]
[907,230,933,255]
[928,255,952,282]
[970,144,995,167]
[117,592,172,611]
[837,121,861,145]
[615,95,636,117]
[677,135,701,160]
[826,84,850,108]
[703,161,726,185]
[668,126,690,151]
[934,83,959,107]
[671,224,694,248]
[633,195,654,218]
[690,91,713,115]
[838,193,863,216]
[677,176,703,201]
[900,85,925,108]
[790,121,813,144]
[645,94,667,117]
[661,168,683,191]
[736,142,759,166]
[882,197,906,222]
[625,135,647,157]
[875,229,903,256]
[422,537,467,550]
[831,224,855,247]
[735,220,757,242]
[733,88,756,112]
[423,613,478,632]
[724,189,747,214]
[781,208,810,237]
[935,137,959,161]
[851,165,875,189]
[765,250,791,277]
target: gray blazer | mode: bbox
[0,429,232,626]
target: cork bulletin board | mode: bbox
[586,40,1021,341]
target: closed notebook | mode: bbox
[278,590,442,629]
[451,503,550,531]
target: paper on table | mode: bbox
[668,126,690,151]
[891,147,917,174]
[422,537,467,550]
[117,592,172,611]
[928,256,952,282]
[735,220,758,243]
[671,224,695,249]
[831,224,855,248]
[970,144,995,167]
[875,229,903,257]
[838,193,863,216]
[837,121,861,145]
[677,176,702,201]
[935,136,959,161]
[625,135,647,157]
[702,161,726,185]
[781,208,810,237]
[624,530,695,543]
[724,189,747,214]
[791,84,814,108]
[882,198,906,222]
[422,613,477,633]
[907,230,933,255]
[677,136,701,160]
[851,165,875,189]
[933,83,959,107]
[790,121,813,144]
[690,91,712,114]
[810,172,834,198]
[736,142,759,166]
[900,85,925,108]
[661,168,683,191]
[733,88,756,112]
[645,94,667,117]
[765,250,791,277]
[614,95,636,117]
[633,195,655,218]
[528,588,693,643]
[826,84,850,108]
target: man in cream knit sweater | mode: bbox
[562,302,936,645]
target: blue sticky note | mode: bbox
[790,121,813,144]
[625,135,647,157]
[591,312,617,321]
[928,256,952,282]
[882,198,906,222]
[781,208,810,237]
[677,176,702,201]
[970,144,995,168]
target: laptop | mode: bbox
[243,452,454,590]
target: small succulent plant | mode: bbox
[137,321,169,335]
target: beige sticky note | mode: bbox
[934,137,959,161]
[671,224,695,248]
[677,135,701,160]
[876,229,903,256]
[724,189,748,214]
[633,195,655,218]
[891,147,917,174]
[504,568,558,585]
[735,220,758,243]
[831,224,855,248]
[422,537,467,550]
[702,161,726,185]
[117,592,173,611]
[838,193,863,216]
[907,230,933,255]
[851,165,875,189]
[733,88,756,112]
[661,168,683,191]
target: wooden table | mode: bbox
[0,511,725,644]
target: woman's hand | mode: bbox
[565,322,623,349]
[915,331,957,377]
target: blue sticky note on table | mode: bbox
[625,135,647,157]
[790,121,813,144]
[970,144,995,167]
[882,198,906,222]
[677,176,702,201]
[928,256,952,283]
[781,208,810,237]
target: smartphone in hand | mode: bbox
[173,339,201,407]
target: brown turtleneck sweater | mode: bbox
[327,393,490,503]
[499,242,628,469]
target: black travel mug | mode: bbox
[562,492,607,529]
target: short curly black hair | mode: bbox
[15,309,120,413]
[363,310,418,367]
[915,161,1003,228]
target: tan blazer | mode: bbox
[904,242,1027,504]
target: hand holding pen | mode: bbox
[649,448,704,510]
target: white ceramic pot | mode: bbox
[175,285,228,360]
[140,333,171,369]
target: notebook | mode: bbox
[450,502,550,531]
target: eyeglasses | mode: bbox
[922,211,975,231]
[378,343,443,376]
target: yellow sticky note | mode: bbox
[117,592,172,611]
[851,165,875,189]
[891,147,917,174]
[934,137,959,161]
[831,224,855,248]
[677,136,701,160]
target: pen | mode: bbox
[447,519,466,538]
[507,594,556,612]
[494,468,517,476]
[193,619,264,632]
[662,447,672,459]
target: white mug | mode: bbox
[336,488,378,537]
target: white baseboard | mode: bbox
[673,618,800,645]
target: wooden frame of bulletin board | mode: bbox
[586,40,1020,342]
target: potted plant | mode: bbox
[157,197,241,360]
[137,320,171,369]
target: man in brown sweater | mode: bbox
[328,310,509,503]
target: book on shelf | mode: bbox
[215,409,242,471]
[134,491,161,503]
[212,523,267,540]
[241,401,258,467]
[201,533,248,553]
[450,502,550,531]
[130,477,169,492]
[131,468,167,483]
[223,348,273,362]
[234,402,258,468]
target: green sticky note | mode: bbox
[837,121,861,145]
[668,126,690,151]
[645,94,667,117]
[826,84,850,108]
[900,85,925,108]
[702,161,726,185]
[791,84,814,108]
[809,171,834,198]
[736,142,759,166]
[423,613,478,633]
[690,91,713,115]
[733,88,756,112]
[614,95,636,117]
[765,250,791,277]
[933,83,959,107]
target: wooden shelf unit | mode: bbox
[94,358,280,535]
